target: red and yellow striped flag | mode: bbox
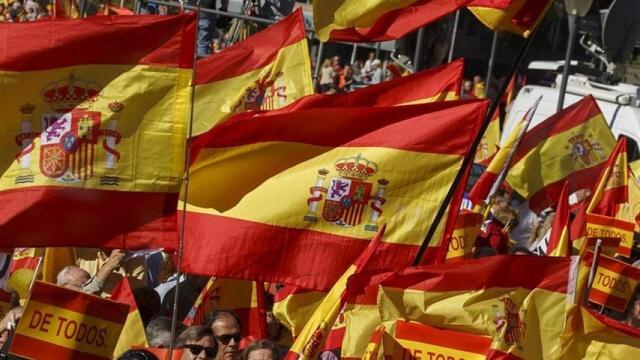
[268,58,464,113]
[284,225,385,360]
[313,0,512,42]
[445,210,484,262]
[546,182,571,257]
[216,279,268,341]
[111,278,148,358]
[474,110,501,165]
[506,96,616,213]
[0,15,195,250]
[193,9,312,135]
[184,277,217,327]
[181,100,487,290]
[342,256,573,359]
[469,0,554,37]
[7,248,42,301]
[587,137,629,217]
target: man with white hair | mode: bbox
[57,249,125,295]
[369,59,383,84]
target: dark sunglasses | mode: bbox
[185,344,217,357]
[215,333,242,345]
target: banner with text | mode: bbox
[586,213,635,258]
[586,252,640,312]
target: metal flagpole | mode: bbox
[350,44,358,66]
[584,239,603,304]
[413,28,539,266]
[168,3,200,358]
[413,27,425,72]
[486,31,498,97]
[557,14,577,112]
[313,42,325,83]
[448,10,460,62]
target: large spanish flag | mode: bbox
[313,0,512,42]
[0,15,195,250]
[192,9,312,136]
[342,256,573,359]
[506,96,616,213]
[469,0,554,37]
[181,100,487,291]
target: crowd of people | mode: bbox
[0,0,49,22]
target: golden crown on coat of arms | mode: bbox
[19,103,36,115]
[334,154,378,180]
[108,101,125,113]
[41,73,102,112]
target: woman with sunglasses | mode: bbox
[176,326,219,360]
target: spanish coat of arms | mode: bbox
[492,294,527,351]
[303,154,389,232]
[233,71,287,112]
[14,74,123,186]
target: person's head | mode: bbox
[206,310,242,360]
[372,59,381,69]
[473,75,483,84]
[474,247,498,258]
[322,59,332,68]
[146,316,187,348]
[118,349,160,360]
[625,292,640,327]
[368,52,375,60]
[331,56,340,66]
[176,326,217,360]
[462,80,473,92]
[243,340,279,360]
[56,266,90,290]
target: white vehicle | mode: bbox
[503,61,640,161]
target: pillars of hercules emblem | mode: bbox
[364,179,389,232]
[100,102,123,186]
[15,103,37,184]
[303,169,329,222]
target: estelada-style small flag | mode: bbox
[111,278,148,358]
[0,15,196,251]
[181,100,487,291]
[9,281,129,360]
[390,320,492,360]
[469,0,554,37]
[585,251,640,313]
[546,182,571,257]
[284,225,385,360]
[506,96,616,213]
[313,0,513,42]
[192,9,313,136]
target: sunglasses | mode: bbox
[185,344,217,357]
[215,333,242,345]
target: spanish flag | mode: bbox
[546,182,571,257]
[192,9,313,136]
[445,210,484,262]
[474,110,501,165]
[584,251,640,313]
[587,137,629,217]
[313,0,511,42]
[506,96,616,213]
[469,0,554,37]
[215,279,268,340]
[181,100,487,290]
[342,256,573,359]
[183,277,217,327]
[284,225,385,360]
[559,305,640,359]
[111,278,148,358]
[269,58,464,113]
[7,248,42,301]
[0,15,195,250]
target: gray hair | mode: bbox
[146,316,185,348]
[56,265,77,286]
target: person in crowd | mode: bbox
[118,349,160,360]
[205,310,242,360]
[461,79,474,99]
[338,65,354,92]
[369,59,383,84]
[475,191,518,255]
[473,75,486,99]
[176,326,218,360]
[75,248,145,295]
[146,316,187,348]
[362,52,376,77]
[319,59,336,94]
[193,0,229,57]
[527,211,555,248]
[243,340,280,360]
[624,292,640,328]
[57,250,125,295]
